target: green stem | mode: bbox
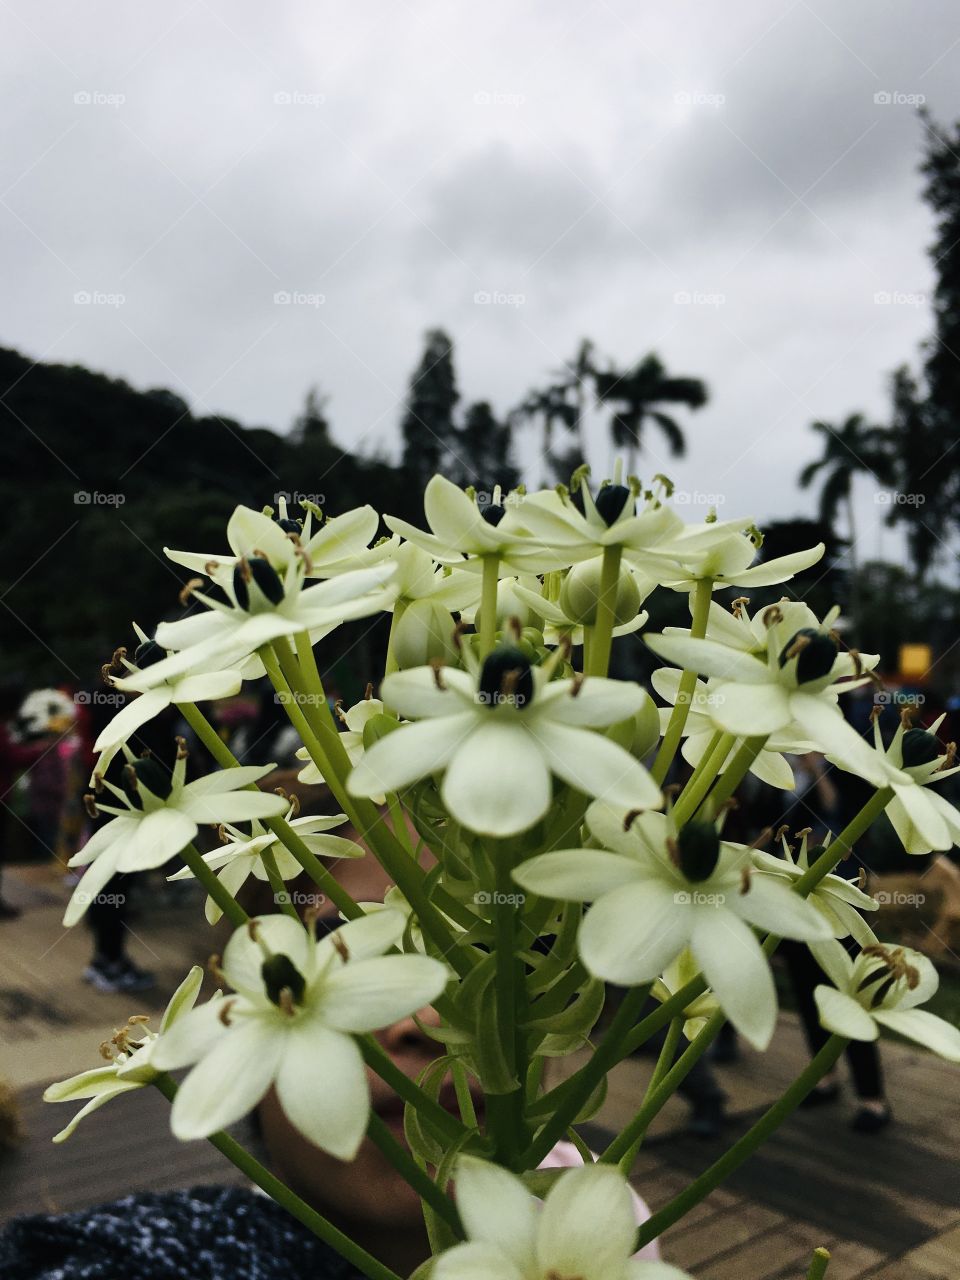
[671,730,735,827]
[617,1016,682,1173]
[633,1036,847,1250]
[358,1036,470,1148]
[261,847,299,920]
[366,1114,462,1235]
[479,554,500,659]
[651,576,713,784]
[489,847,525,1165]
[700,734,768,814]
[520,985,649,1167]
[178,842,249,928]
[151,1074,402,1280]
[795,787,894,894]
[585,543,622,678]
[807,1247,832,1280]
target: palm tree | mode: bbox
[593,353,707,474]
[510,383,578,483]
[798,413,895,618]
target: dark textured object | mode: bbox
[0,1186,365,1279]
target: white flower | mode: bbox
[373,536,480,612]
[514,806,830,1049]
[434,1156,691,1280]
[813,938,960,1061]
[347,649,662,837]
[65,748,287,926]
[385,476,566,573]
[168,803,362,923]
[43,966,205,1142]
[751,828,879,946]
[93,623,244,775]
[645,601,889,788]
[150,912,449,1158]
[633,526,824,591]
[509,561,650,647]
[165,499,380,582]
[824,712,960,854]
[296,691,395,803]
[650,949,720,1042]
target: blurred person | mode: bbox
[0,779,664,1278]
[0,680,52,920]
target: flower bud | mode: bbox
[675,822,720,882]
[392,599,459,670]
[478,647,534,711]
[476,578,541,634]
[778,627,837,683]
[630,692,661,759]
[901,727,941,768]
[559,559,641,627]
[594,483,631,526]
[261,953,306,1007]
[233,557,285,611]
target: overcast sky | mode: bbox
[3,0,959,564]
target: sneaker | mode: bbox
[851,1102,892,1134]
[83,958,155,994]
[114,959,155,993]
[0,900,22,922]
[687,1094,726,1139]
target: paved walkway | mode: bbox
[1,863,958,1278]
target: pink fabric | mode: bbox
[540,1141,661,1261]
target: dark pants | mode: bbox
[85,873,130,963]
[782,939,884,1099]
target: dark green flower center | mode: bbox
[676,822,721,882]
[262,953,307,1007]
[901,727,941,768]
[123,755,173,807]
[275,516,302,535]
[233,557,285,610]
[594,483,631,526]
[480,502,506,526]
[778,628,837,683]
[478,647,534,711]
[133,639,165,669]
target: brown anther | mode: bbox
[92,772,104,793]
[293,542,313,574]
[204,561,221,576]
[847,648,863,677]
[452,621,469,651]
[740,867,752,895]
[507,615,523,642]
[941,742,957,770]
[278,988,296,1017]
[84,793,99,819]
[762,604,783,627]
[178,577,206,605]
[127,1015,150,1025]
[900,705,918,728]
[557,634,572,661]
[273,785,290,802]
[246,920,261,943]
[99,1041,115,1061]
[663,782,682,800]
[216,824,229,845]
[865,667,884,688]
[364,682,374,701]
[175,735,188,760]
[857,867,867,891]
[718,796,739,814]
[429,658,446,690]
[334,699,348,724]
[207,953,225,981]
[869,704,883,724]
[784,634,812,662]
[569,672,584,698]
[666,836,680,868]
[774,824,791,843]
[731,596,750,618]
[332,934,350,963]
[288,792,301,818]
[905,963,920,990]
[623,809,642,831]
[218,998,236,1027]
[794,827,813,842]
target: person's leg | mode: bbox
[0,809,20,920]
[781,940,840,1102]
[84,875,154,991]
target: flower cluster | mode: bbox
[46,469,960,1280]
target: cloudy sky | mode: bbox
[3,0,959,562]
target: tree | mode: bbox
[400,329,461,489]
[593,352,707,473]
[883,367,945,580]
[453,401,519,494]
[292,386,333,446]
[510,382,578,483]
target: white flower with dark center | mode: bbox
[92,623,245,775]
[752,828,879,946]
[385,475,567,573]
[632,525,824,592]
[508,560,651,647]
[150,912,449,1158]
[65,746,287,926]
[168,802,361,923]
[514,805,830,1049]
[296,690,396,803]
[813,938,960,1060]
[645,601,889,788]
[347,648,662,837]
[166,499,381,583]
[824,712,960,854]
[372,536,480,612]
[43,966,205,1142]
[433,1156,691,1280]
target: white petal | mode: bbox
[68,817,128,868]
[150,999,231,1070]
[305,505,379,565]
[808,938,855,990]
[579,882,688,985]
[433,1241,524,1280]
[690,910,776,1050]
[223,914,313,995]
[425,474,497,550]
[537,1164,638,1278]
[171,1018,284,1138]
[319,908,406,963]
[51,1086,140,1143]
[728,545,824,586]
[513,849,643,902]
[708,682,791,735]
[226,504,293,562]
[184,764,278,795]
[874,1008,960,1061]
[318,955,448,1032]
[93,690,171,753]
[814,985,878,1041]
[732,875,831,942]
[170,670,243,703]
[454,1158,538,1274]
[274,1022,369,1159]
[180,790,288,824]
[747,748,796,791]
[792,695,890,789]
[380,666,477,717]
[160,964,205,1032]
[644,634,771,684]
[115,808,197,872]
[348,712,477,796]
[442,720,553,836]
[44,1066,130,1102]
[63,844,122,926]
[891,782,951,852]
[536,678,648,727]
[532,722,662,812]
[586,802,664,860]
